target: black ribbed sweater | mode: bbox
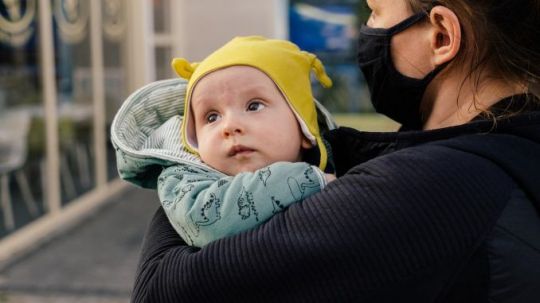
[131,99,540,302]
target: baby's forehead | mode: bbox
[190,66,284,107]
[193,65,277,90]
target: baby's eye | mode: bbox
[206,113,220,123]
[247,101,265,112]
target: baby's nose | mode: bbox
[221,116,244,137]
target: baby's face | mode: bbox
[191,66,311,175]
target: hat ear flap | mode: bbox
[171,58,198,80]
[311,57,333,88]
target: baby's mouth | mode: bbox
[228,145,255,157]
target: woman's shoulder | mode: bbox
[347,138,496,177]
[335,134,516,203]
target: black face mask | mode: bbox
[357,12,443,129]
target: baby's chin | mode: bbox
[205,157,280,176]
[214,163,268,176]
[227,165,263,176]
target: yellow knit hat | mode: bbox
[172,36,332,170]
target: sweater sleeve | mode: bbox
[157,162,325,247]
[133,145,515,302]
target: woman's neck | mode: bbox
[421,70,525,130]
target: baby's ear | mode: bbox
[301,137,314,149]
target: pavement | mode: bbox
[0,186,159,303]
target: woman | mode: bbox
[131,0,540,302]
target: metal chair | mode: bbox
[0,110,39,231]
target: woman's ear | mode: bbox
[429,6,461,66]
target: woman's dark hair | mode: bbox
[410,0,540,113]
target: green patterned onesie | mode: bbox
[158,161,326,247]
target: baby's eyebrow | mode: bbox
[191,97,212,113]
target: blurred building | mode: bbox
[0,0,379,266]
[0,0,289,265]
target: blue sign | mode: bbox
[289,3,356,54]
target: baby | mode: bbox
[158,36,335,247]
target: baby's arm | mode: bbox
[157,162,327,247]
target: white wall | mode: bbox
[172,0,288,61]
